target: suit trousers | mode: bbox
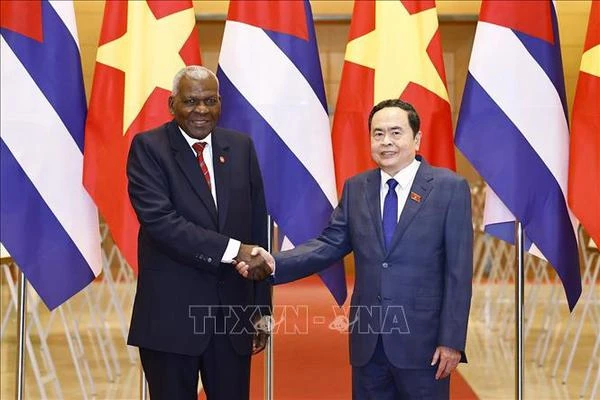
[352,336,450,400]
[139,311,251,400]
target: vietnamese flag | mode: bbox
[568,0,600,246]
[83,1,201,270]
[331,0,455,194]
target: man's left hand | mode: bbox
[252,315,271,354]
[431,346,461,380]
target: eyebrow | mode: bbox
[373,125,403,131]
[182,94,218,100]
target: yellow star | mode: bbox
[580,44,600,78]
[96,1,195,135]
[344,1,449,103]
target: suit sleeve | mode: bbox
[127,134,229,274]
[247,140,272,314]
[274,181,353,284]
[438,178,473,356]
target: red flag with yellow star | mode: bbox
[568,0,600,246]
[83,0,201,270]
[331,0,455,193]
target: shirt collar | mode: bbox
[178,126,213,153]
[380,158,421,190]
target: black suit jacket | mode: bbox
[126,120,270,356]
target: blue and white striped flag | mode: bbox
[455,0,581,310]
[1,0,102,309]
[217,0,347,305]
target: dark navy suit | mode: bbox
[126,120,269,399]
[275,157,472,399]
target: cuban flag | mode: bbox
[1,0,102,309]
[455,0,581,310]
[217,0,347,305]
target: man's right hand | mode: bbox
[234,244,273,280]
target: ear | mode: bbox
[168,96,175,114]
[414,131,422,150]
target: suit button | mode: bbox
[377,295,382,302]
[207,257,213,263]
[382,262,389,268]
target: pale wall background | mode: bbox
[73,0,594,182]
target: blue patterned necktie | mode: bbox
[383,178,399,250]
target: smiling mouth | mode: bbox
[191,120,210,126]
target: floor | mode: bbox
[1,273,598,399]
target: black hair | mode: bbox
[368,99,420,137]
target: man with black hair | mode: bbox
[240,99,473,399]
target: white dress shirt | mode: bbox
[179,127,240,263]
[379,158,421,222]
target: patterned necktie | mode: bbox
[192,142,211,191]
[383,178,399,250]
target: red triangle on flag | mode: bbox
[0,0,43,42]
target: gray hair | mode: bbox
[171,66,219,96]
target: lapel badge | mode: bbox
[410,192,422,203]
[219,156,225,164]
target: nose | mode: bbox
[381,132,392,145]
[194,102,209,113]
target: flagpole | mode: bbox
[15,270,26,400]
[140,369,148,400]
[265,215,274,400]
[515,222,525,400]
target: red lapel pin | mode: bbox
[410,192,421,203]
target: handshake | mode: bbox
[234,244,275,281]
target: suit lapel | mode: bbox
[212,129,231,232]
[364,170,386,255]
[388,160,434,252]
[168,121,218,225]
